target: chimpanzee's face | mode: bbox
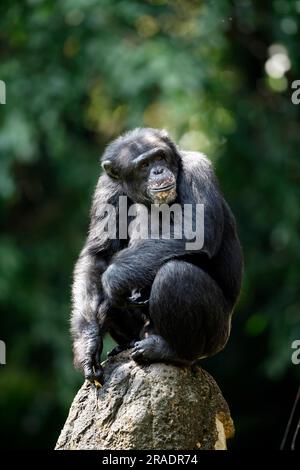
[101,132,179,205]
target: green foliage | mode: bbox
[0,0,299,449]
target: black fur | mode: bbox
[71,128,243,383]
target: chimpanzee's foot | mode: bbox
[107,340,136,357]
[131,335,191,366]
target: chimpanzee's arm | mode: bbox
[71,247,108,382]
[71,174,122,382]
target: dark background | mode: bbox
[0,0,299,449]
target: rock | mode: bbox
[55,351,234,450]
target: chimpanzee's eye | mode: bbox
[141,161,149,169]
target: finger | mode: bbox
[84,363,96,383]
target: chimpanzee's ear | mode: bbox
[101,160,119,180]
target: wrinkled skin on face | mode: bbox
[101,130,179,205]
[146,155,177,204]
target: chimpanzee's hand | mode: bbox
[73,325,104,385]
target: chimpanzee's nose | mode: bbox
[153,167,164,175]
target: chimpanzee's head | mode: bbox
[101,128,180,204]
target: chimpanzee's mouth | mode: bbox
[149,183,176,193]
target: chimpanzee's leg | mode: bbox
[131,260,231,365]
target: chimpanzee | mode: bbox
[71,128,243,383]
